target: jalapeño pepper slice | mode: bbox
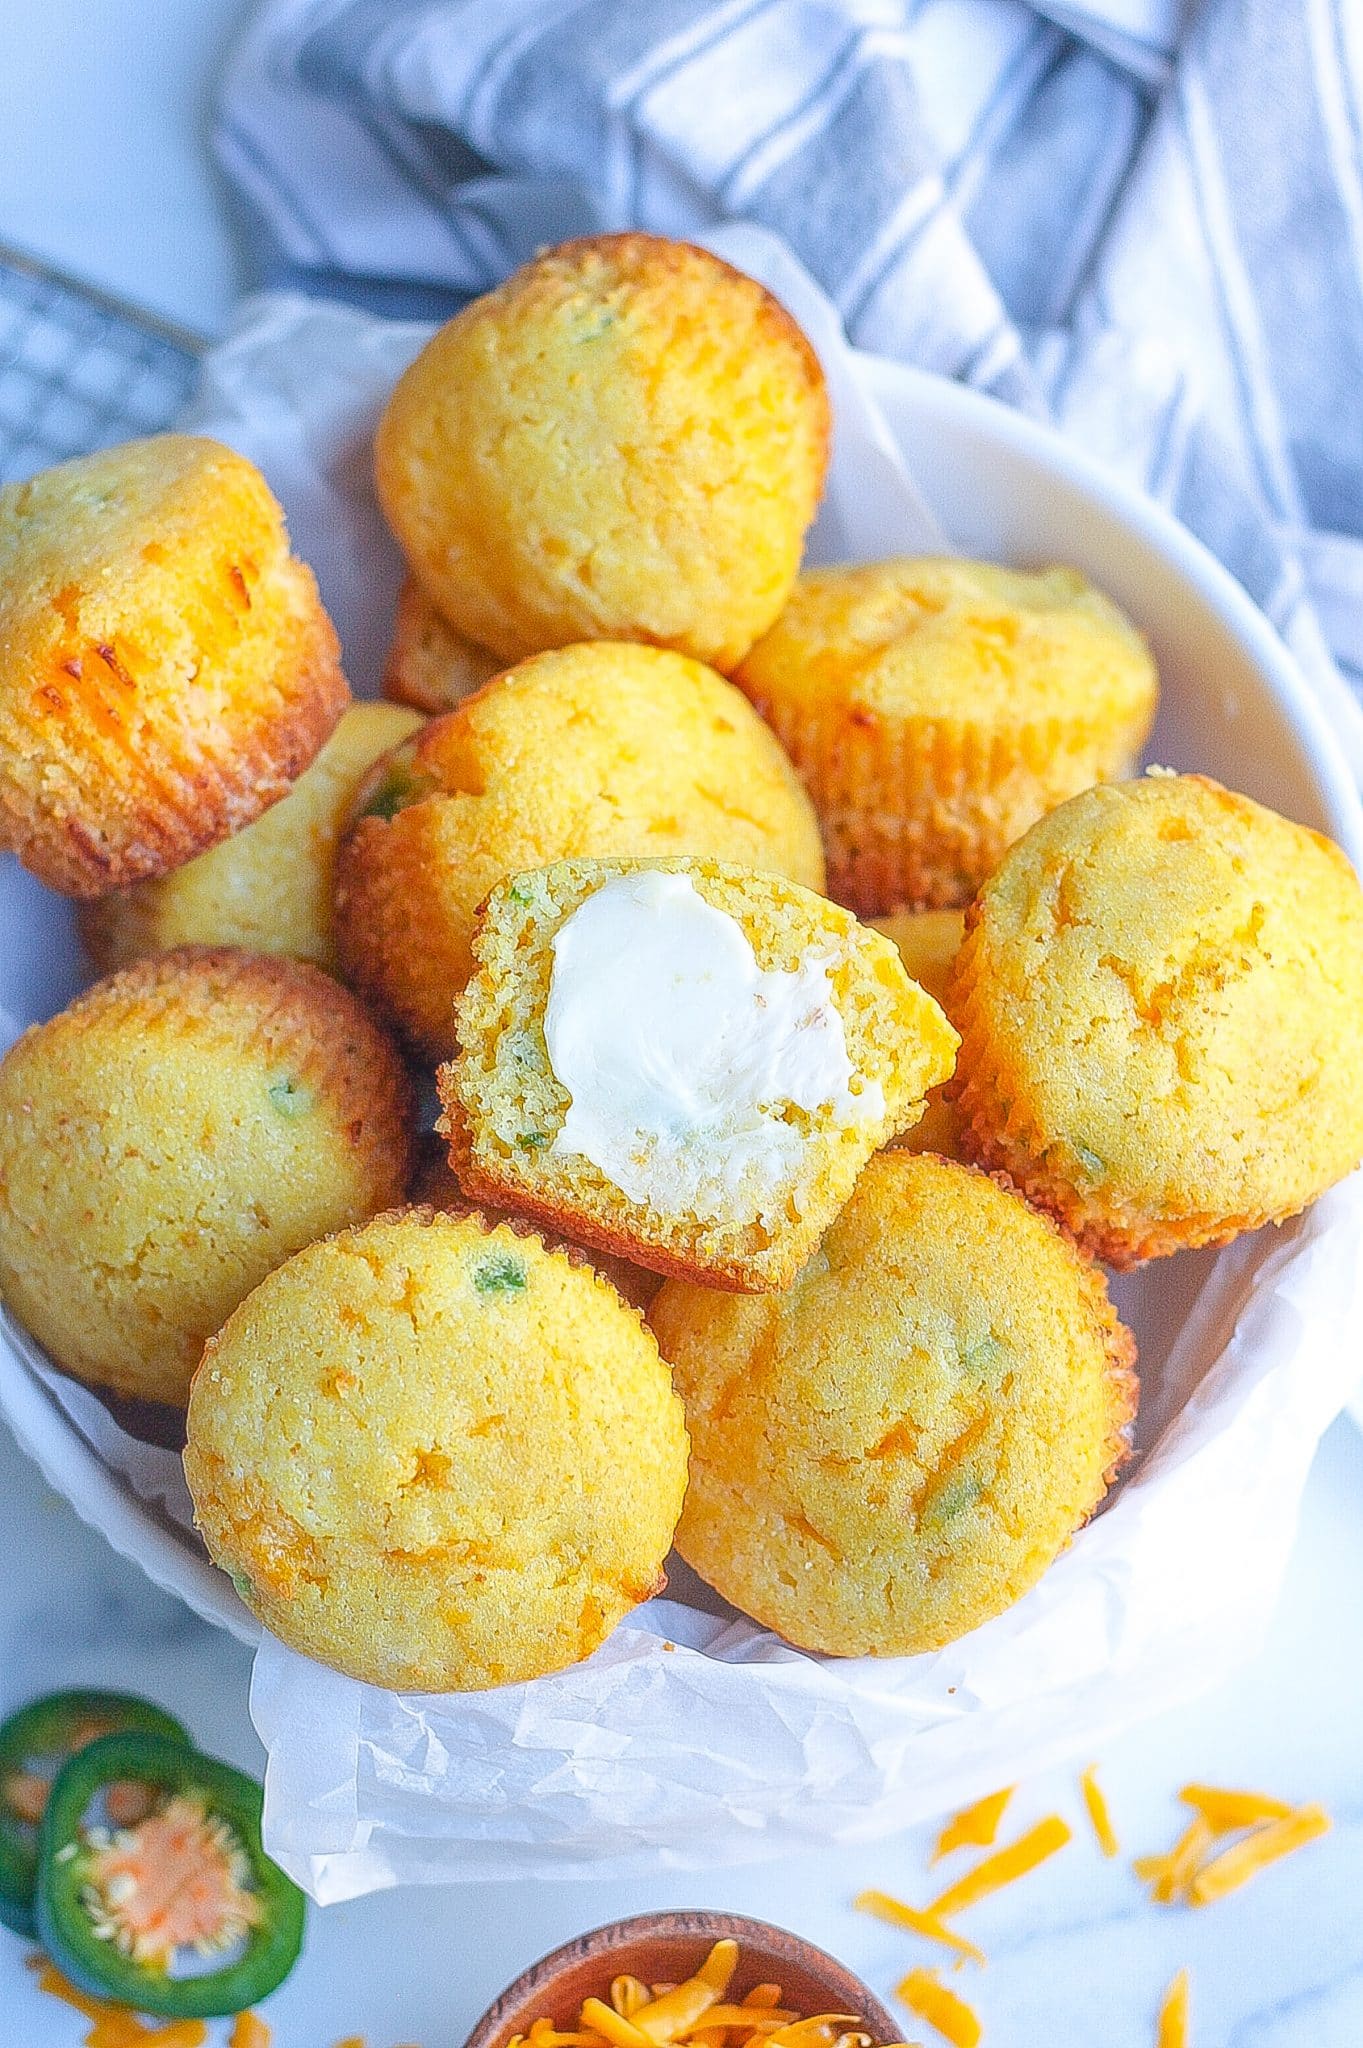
[36,1733,305,2017]
[0,1690,190,1938]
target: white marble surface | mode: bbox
[3,4,1363,2042]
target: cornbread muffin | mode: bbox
[81,702,423,976]
[0,436,348,896]
[438,855,959,1291]
[336,641,827,1059]
[735,557,1158,913]
[382,577,502,714]
[184,1208,689,1690]
[651,1151,1136,1658]
[0,950,414,1406]
[949,773,1363,1264]
[870,908,965,1157]
[374,234,829,672]
[413,1141,660,1312]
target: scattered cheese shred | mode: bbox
[1155,1970,1190,2048]
[1080,1767,1119,1859]
[31,1957,209,2046]
[928,1817,1072,1919]
[228,2018,272,2048]
[1134,1816,1214,1905]
[1188,1805,1331,1906]
[931,1791,1013,1864]
[1178,1785,1294,1833]
[897,1969,982,2048]
[852,1893,985,1966]
[331,2038,366,2047]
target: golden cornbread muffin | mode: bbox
[0,950,414,1406]
[413,1141,660,1313]
[80,702,423,976]
[949,773,1363,1265]
[735,557,1158,913]
[651,1151,1136,1659]
[184,1208,689,1691]
[0,435,349,895]
[382,576,502,714]
[870,908,965,1157]
[438,855,959,1292]
[336,641,827,1059]
[374,234,829,672]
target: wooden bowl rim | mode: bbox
[462,1910,901,2048]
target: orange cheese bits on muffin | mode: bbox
[735,556,1157,913]
[0,435,348,895]
[381,576,501,715]
[81,701,422,975]
[437,855,957,1292]
[0,949,414,1406]
[185,1208,688,1691]
[374,234,829,673]
[650,1152,1135,1657]
[335,640,826,1060]
[949,772,1363,1265]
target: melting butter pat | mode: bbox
[543,871,883,1219]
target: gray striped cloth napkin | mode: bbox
[217,0,1363,775]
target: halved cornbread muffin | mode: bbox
[437,855,958,1291]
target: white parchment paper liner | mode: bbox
[2,229,1361,1898]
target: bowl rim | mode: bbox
[459,1908,903,2048]
[1,351,1360,1653]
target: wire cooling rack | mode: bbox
[0,240,202,482]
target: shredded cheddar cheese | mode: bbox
[928,1817,1072,1919]
[30,1955,215,2047]
[1079,1767,1119,1859]
[931,1791,1012,1864]
[853,1893,985,1966]
[227,2019,272,2048]
[1187,1805,1331,1905]
[1155,1970,1190,2048]
[506,1941,911,2048]
[1134,1817,1214,1905]
[1177,1785,1294,1833]
[896,1970,981,2048]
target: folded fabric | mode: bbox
[216,0,1363,781]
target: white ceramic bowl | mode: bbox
[1,348,1360,1661]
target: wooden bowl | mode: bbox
[462,1910,901,2048]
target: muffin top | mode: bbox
[0,434,346,894]
[651,1150,1135,1660]
[948,772,1363,1259]
[736,557,1156,726]
[336,640,826,1057]
[374,234,829,671]
[0,948,414,1405]
[185,1207,689,1691]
